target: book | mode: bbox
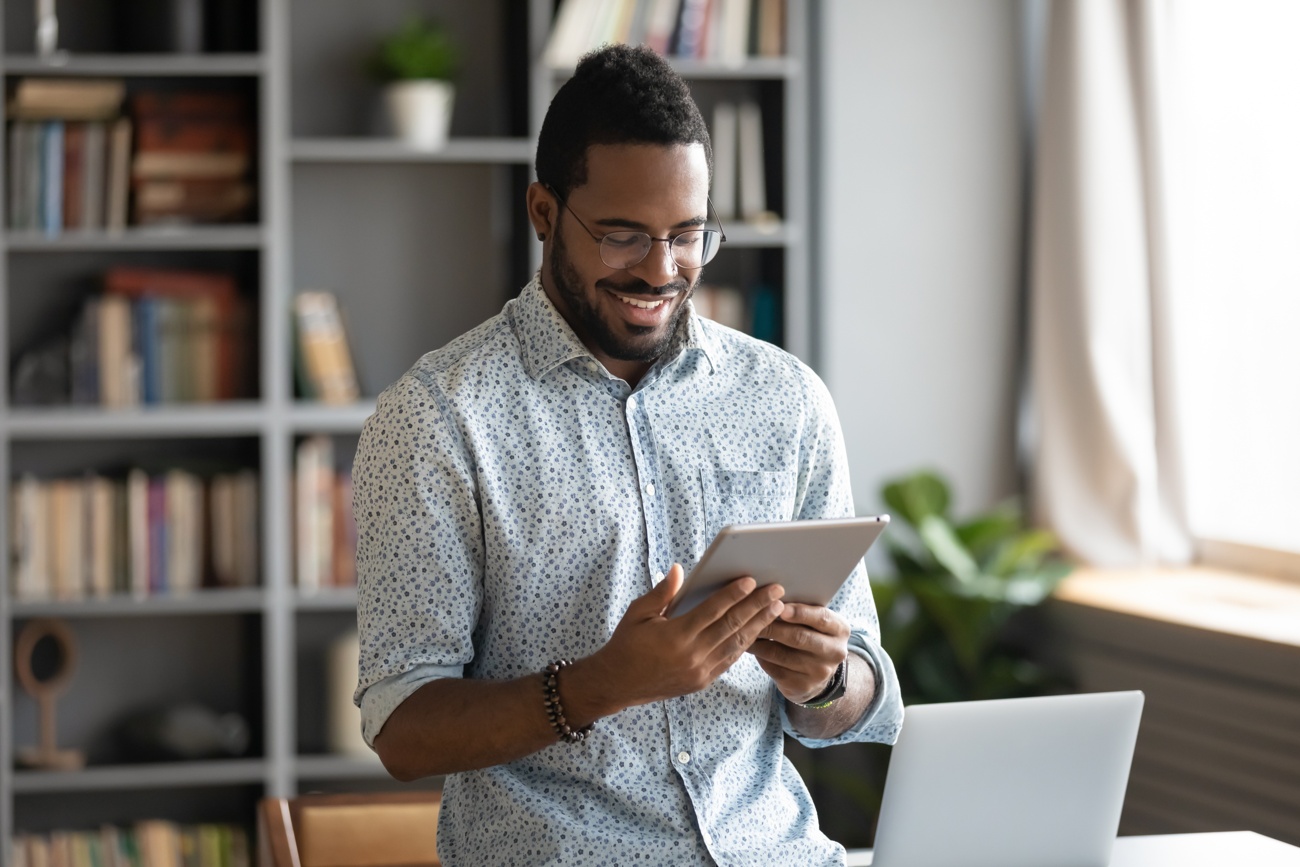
[9,78,126,121]
[81,121,107,230]
[97,293,137,407]
[41,120,64,236]
[710,101,738,220]
[105,118,133,232]
[61,122,85,230]
[295,436,335,591]
[737,99,770,221]
[294,291,360,405]
[10,475,49,600]
[644,0,684,54]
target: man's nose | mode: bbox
[628,238,680,288]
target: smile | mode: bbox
[613,292,670,310]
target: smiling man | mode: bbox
[351,45,902,866]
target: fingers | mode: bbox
[773,603,850,637]
[694,580,784,649]
[628,564,684,619]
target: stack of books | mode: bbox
[130,90,255,225]
[6,77,133,234]
[8,468,260,601]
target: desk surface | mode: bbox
[845,831,1300,866]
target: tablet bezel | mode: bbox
[664,515,890,618]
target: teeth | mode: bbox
[614,293,667,310]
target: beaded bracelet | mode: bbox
[542,659,594,744]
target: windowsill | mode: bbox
[1052,566,1300,649]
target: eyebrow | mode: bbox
[590,214,707,231]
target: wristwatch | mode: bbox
[796,660,847,710]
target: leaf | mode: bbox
[954,501,1022,562]
[987,529,1059,577]
[917,514,979,581]
[881,471,950,526]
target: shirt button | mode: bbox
[645,482,656,497]
[677,751,691,764]
[626,396,637,411]
[654,571,665,583]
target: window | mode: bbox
[1169,0,1300,555]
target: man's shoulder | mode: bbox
[696,316,824,392]
[404,307,521,388]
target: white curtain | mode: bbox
[1028,0,1192,566]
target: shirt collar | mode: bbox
[513,274,718,381]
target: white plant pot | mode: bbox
[385,80,455,151]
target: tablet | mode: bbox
[664,515,889,618]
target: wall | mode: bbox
[817,0,1025,529]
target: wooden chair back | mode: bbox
[258,791,441,867]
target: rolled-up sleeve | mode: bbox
[351,370,483,742]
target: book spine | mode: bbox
[41,120,64,236]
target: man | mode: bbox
[353,44,902,866]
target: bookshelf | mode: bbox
[1,0,814,849]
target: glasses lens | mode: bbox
[599,232,652,269]
[672,230,721,268]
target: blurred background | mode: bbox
[3,0,1297,860]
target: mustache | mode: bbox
[597,276,691,296]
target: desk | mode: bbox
[845,831,1300,866]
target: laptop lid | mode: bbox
[869,691,1144,867]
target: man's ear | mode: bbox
[526,182,557,242]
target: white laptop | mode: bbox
[859,691,1144,867]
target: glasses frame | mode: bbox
[546,185,728,271]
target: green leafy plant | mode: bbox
[368,16,459,82]
[873,470,1074,704]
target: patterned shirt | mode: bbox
[353,276,903,866]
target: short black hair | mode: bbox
[535,44,712,200]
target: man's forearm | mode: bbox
[372,655,620,780]
[785,653,876,740]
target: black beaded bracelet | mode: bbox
[542,659,594,744]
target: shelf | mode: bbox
[11,759,267,794]
[10,588,266,619]
[295,587,358,611]
[3,53,264,77]
[3,403,266,438]
[290,401,377,434]
[291,138,535,165]
[549,56,800,81]
[294,754,388,781]
[719,221,798,248]
[3,225,265,252]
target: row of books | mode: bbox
[295,435,357,592]
[6,78,255,233]
[10,821,250,867]
[8,468,260,602]
[11,267,255,408]
[546,0,785,67]
[693,282,779,343]
[7,118,133,233]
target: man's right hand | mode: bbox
[566,565,785,719]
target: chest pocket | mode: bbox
[701,468,798,543]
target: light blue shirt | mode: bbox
[353,276,903,866]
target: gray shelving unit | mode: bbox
[1,0,813,845]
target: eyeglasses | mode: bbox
[549,187,727,270]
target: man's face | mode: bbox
[542,143,711,380]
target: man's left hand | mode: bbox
[749,603,850,704]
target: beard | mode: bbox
[549,228,696,363]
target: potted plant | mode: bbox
[369,16,459,150]
[788,470,1075,846]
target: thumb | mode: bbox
[635,564,684,616]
